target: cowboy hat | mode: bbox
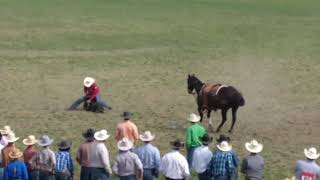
[121,112,132,120]
[217,141,232,152]
[245,140,263,153]
[216,134,230,143]
[94,129,111,141]
[140,131,155,142]
[304,147,320,160]
[58,140,72,150]
[83,77,95,88]
[23,135,38,146]
[117,138,133,151]
[170,139,184,149]
[6,132,19,143]
[38,135,54,147]
[82,128,96,140]
[188,113,200,123]
[201,134,213,145]
[0,125,13,135]
[9,148,23,159]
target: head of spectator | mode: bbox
[216,134,230,143]
[58,140,72,152]
[245,140,263,155]
[9,148,23,161]
[217,141,232,152]
[201,133,213,146]
[188,113,200,124]
[6,132,19,145]
[304,147,320,161]
[0,125,13,136]
[121,111,132,121]
[139,131,155,144]
[170,139,184,151]
[23,135,38,147]
[82,128,96,142]
[38,135,54,148]
[94,129,111,142]
[117,138,133,152]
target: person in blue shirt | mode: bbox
[55,140,74,180]
[134,131,161,180]
[3,148,28,180]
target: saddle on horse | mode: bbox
[199,83,223,112]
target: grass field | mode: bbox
[1,0,320,179]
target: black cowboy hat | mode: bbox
[58,140,72,150]
[216,134,230,143]
[170,139,184,149]
[82,128,96,139]
[121,112,131,120]
[201,134,213,145]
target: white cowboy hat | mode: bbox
[188,113,200,123]
[38,135,54,147]
[304,147,320,160]
[217,141,232,152]
[9,148,23,159]
[83,77,95,87]
[0,125,13,135]
[139,131,155,142]
[117,138,133,151]
[245,140,263,153]
[6,132,19,143]
[23,135,38,146]
[94,129,111,141]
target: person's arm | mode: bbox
[154,149,161,171]
[68,153,74,177]
[181,156,190,178]
[112,157,119,175]
[115,126,121,141]
[227,155,235,176]
[76,146,81,164]
[22,162,29,180]
[240,158,247,174]
[186,128,192,149]
[50,151,56,172]
[98,144,112,176]
[1,149,5,167]
[134,156,143,180]
[133,124,139,142]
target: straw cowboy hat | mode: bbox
[9,148,23,159]
[245,140,263,153]
[38,135,54,147]
[217,141,232,152]
[117,138,133,151]
[94,129,111,141]
[23,135,38,146]
[304,147,320,160]
[6,132,19,143]
[83,77,95,88]
[140,131,155,142]
[188,113,200,123]
[0,125,13,135]
[58,140,72,150]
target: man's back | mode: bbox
[115,121,139,142]
[134,143,161,169]
[160,150,190,179]
[295,160,320,180]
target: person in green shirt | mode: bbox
[185,113,206,171]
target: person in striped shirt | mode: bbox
[55,140,74,180]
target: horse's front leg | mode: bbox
[207,110,214,132]
[229,106,238,133]
[216,108,228,132]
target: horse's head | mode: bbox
[187,74,197,94]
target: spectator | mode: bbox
[22,135,39,180]
[68,77,112,111]
[295,147,320,180]
[241,140,264,180]
[185,113,206,170]
[216,134,239,180]
[55,140,74,180]
[76,128,96,180]
[207,141,236,180]
[134,131,161,180]
[92,129,112,179]
[115,112,139,143]
[31,135,56,180]
[1,132,19,167]
[192,134,213,180]
[3,148,28,180]
[112,138,143,180]
[159,139,190,180]
[0,126,12,147]
[0,133,6,180]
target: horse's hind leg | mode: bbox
[207,110,214,132]
[198,106,203,122]
[229,106,238,133]
[216,108,228,132]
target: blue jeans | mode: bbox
[80,167,108,180]
[198,171,211,180]
[187,147,197,170]
[39,171,55,180]
[120,175,137,180]
[0,167,4,180]
[29,170,39,180]
[69,94,108,110]
[213,176,230,180]
[143,169,156,180]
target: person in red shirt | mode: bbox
[68,77,112,111]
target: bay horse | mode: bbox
[187,74,245,132]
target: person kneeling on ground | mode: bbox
[68,77,112,112]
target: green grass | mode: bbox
[0,0,320,179]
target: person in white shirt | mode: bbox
[192,134,213,180]
[159,139,190,180]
